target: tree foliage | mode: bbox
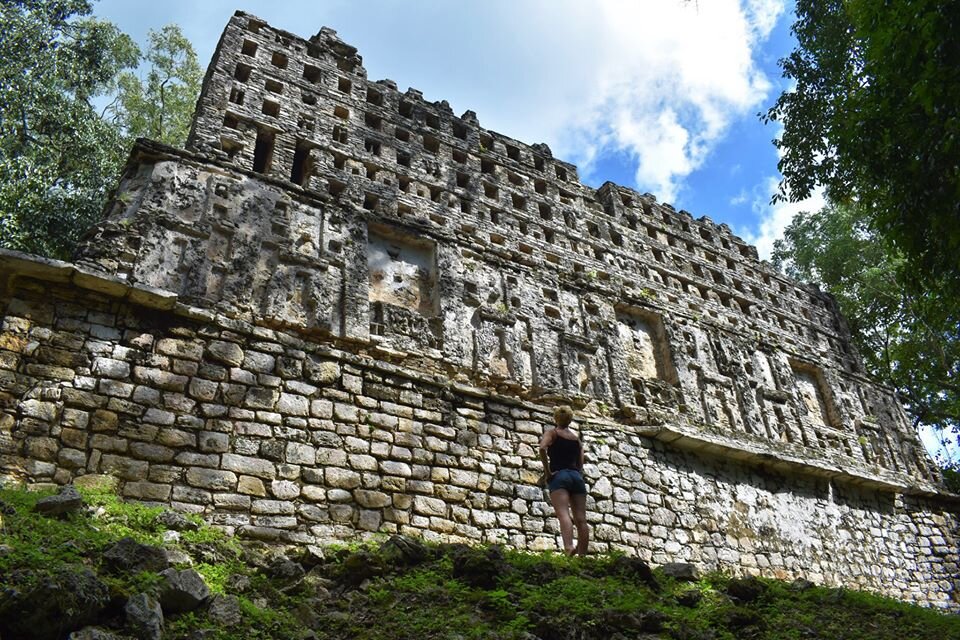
[0,0,138,259]
[773,202,959,441]
[0,0,200,260]
[111,24,202,147]
[765,0,960,301]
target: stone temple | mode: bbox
[1,11,957,608]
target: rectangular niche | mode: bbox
[367,224,437,316]
[790,360,836,428]
[615,306,677,384]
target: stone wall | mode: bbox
[1,256,957,609]
[1,9,958,611]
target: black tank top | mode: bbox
[548,433,581,471]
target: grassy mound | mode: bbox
[0,483,957,639]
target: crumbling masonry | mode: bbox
[1,11,957,608]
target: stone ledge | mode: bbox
[2,249,954,504]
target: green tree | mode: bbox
[111,24,202,147]
[0,0,138,259]
[773,202,959,444]
[0,1,200,260]
[765,0,960,301]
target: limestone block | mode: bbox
[186,467,238,491]
[92,357,131,379]
[413,496,447,517]
[206,341,245,367]
[354,489,391,508]
[285,442,316,465]
[198,431,230,453]
[326,468,361,489]
[221,453,277,479]
[271,480,300,499]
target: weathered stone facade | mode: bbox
[1,11,957,609]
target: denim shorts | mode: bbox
[548,469,587,495]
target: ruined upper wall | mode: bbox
[76,12,939,491]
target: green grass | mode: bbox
[1,483,959,640]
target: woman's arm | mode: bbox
[539,429,555,476]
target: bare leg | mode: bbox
[549,489,576,554]
[571,493,589,556]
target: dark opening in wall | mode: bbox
[365,112,382,130]
[290,142,313,186]
[555,166,568,180]
[229,88,244,105]
[534,179,546,194]
[452,149,467,164]
[483,183,498,200]
[506,145,520,161]
[538,203,552,220]
[534,156,545,171]
[247,18,265,33]
[511,194,526,210]
[241,40,258,57]
[621,194,634,207]
[367,88,383,106]
[399,100,413,118]
[234,63,252,82]
[363,192,379,210]
[508,172,522,186]
[302,92,317,106]
[479,134,493,151]
[328,179,346,197]
[399,176,411,192]
[338,77,352,93]
[252,129,275,174]
[700,228,713,242]
[456,172,469,188]
[395,128,410,142]
[397,152,411,167]
[333,153,346,170]
[425,112,440,128]
[337,57,356,73]
[453,121,468,139]
[303,64,322,83]
[481,159,495,174]
[429,186,442,202]
[332,124,348,144]
[364,138,381,155]
[423,135,440,154]
[223,114,239,129]
[220,137,242,159]
[334,105,349,120]
[271,51,288,68]
[262,100,280,117]
[265,79,283,94]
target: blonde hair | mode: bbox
[553,405,574,428]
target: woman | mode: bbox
[538,405,589,556]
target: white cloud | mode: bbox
[741,176,825,260]
[542,0,786,201]
[730,189,749,206]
